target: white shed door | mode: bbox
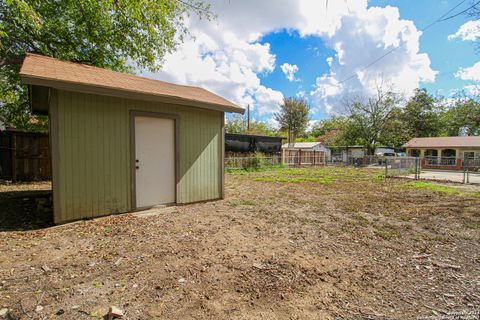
[135,116,175,208]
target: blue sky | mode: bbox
[152,0,480,124]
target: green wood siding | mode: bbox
[52,90,223,223]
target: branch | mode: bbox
[175,0,213,15]
[0,55,25,68]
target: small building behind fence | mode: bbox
[402,136,480,170]
[281,142,327,166]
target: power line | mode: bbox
[338,0,471,85]
[438,0,480,22]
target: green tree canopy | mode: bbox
[0,0,210,130]
[309,116,355,146]
[225,114,279,136]
[402,88,443,138]
[343,87,402,154]
[442,97,480,136]
[275,97,310,146]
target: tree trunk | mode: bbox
[288,130,296,148]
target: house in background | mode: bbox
[281,142,331,157]
[20,53,244,224]
[281,142,329,165]
[327,145,365,162]
[403,136,480,170]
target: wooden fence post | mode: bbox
[298,150,302,167]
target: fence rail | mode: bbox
[225,150,326,169]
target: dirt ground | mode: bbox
[0,167,479,319]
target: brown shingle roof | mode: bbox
[402,136,480,148]
[20,53,244,113]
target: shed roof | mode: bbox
[20,53,244,114]
[282,142,324,149]
[402,136,480,148]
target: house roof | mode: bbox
[402,136,480,148]
[282,142,324,149]
[20,53,244,114]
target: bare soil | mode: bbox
[0,167,479,319]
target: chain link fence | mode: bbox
[385,157,421,179]
[385,156,479,184]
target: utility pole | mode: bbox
[247,104,250,133]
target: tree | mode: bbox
[275,97,310,146]
[343,87,402,154]
[225,114,247,134]
[0,0,211,130]
[225,114,278,136]
[401,88,443,138]
[309,116,355,146]
[442,97,480,136]
[248,121,278,136]
[378,88,443,147]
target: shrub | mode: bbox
[245,152,266,169]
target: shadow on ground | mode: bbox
[0,189,53,231]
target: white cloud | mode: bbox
[141,0,436,117]
[310,5,436,114]
[455,61,480,82]
[254,86,284,115]
[142,25,282,114]
[455,61,480,96]
[280,63,300,81]
[448,20,480,41]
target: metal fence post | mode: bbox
[415,157,419,180]
[385,158,388,179]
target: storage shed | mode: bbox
[20,54,244,224]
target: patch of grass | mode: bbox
[373,224,400,240]
[242,166,383,186]
[254,175,335,185]
[406,181,460,195]
[350,213,369,227]
[239,199,256,206]
[228,199,256,207]
[463,219,479,229]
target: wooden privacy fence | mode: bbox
[282,149,326,166]
[0,130,51,181]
